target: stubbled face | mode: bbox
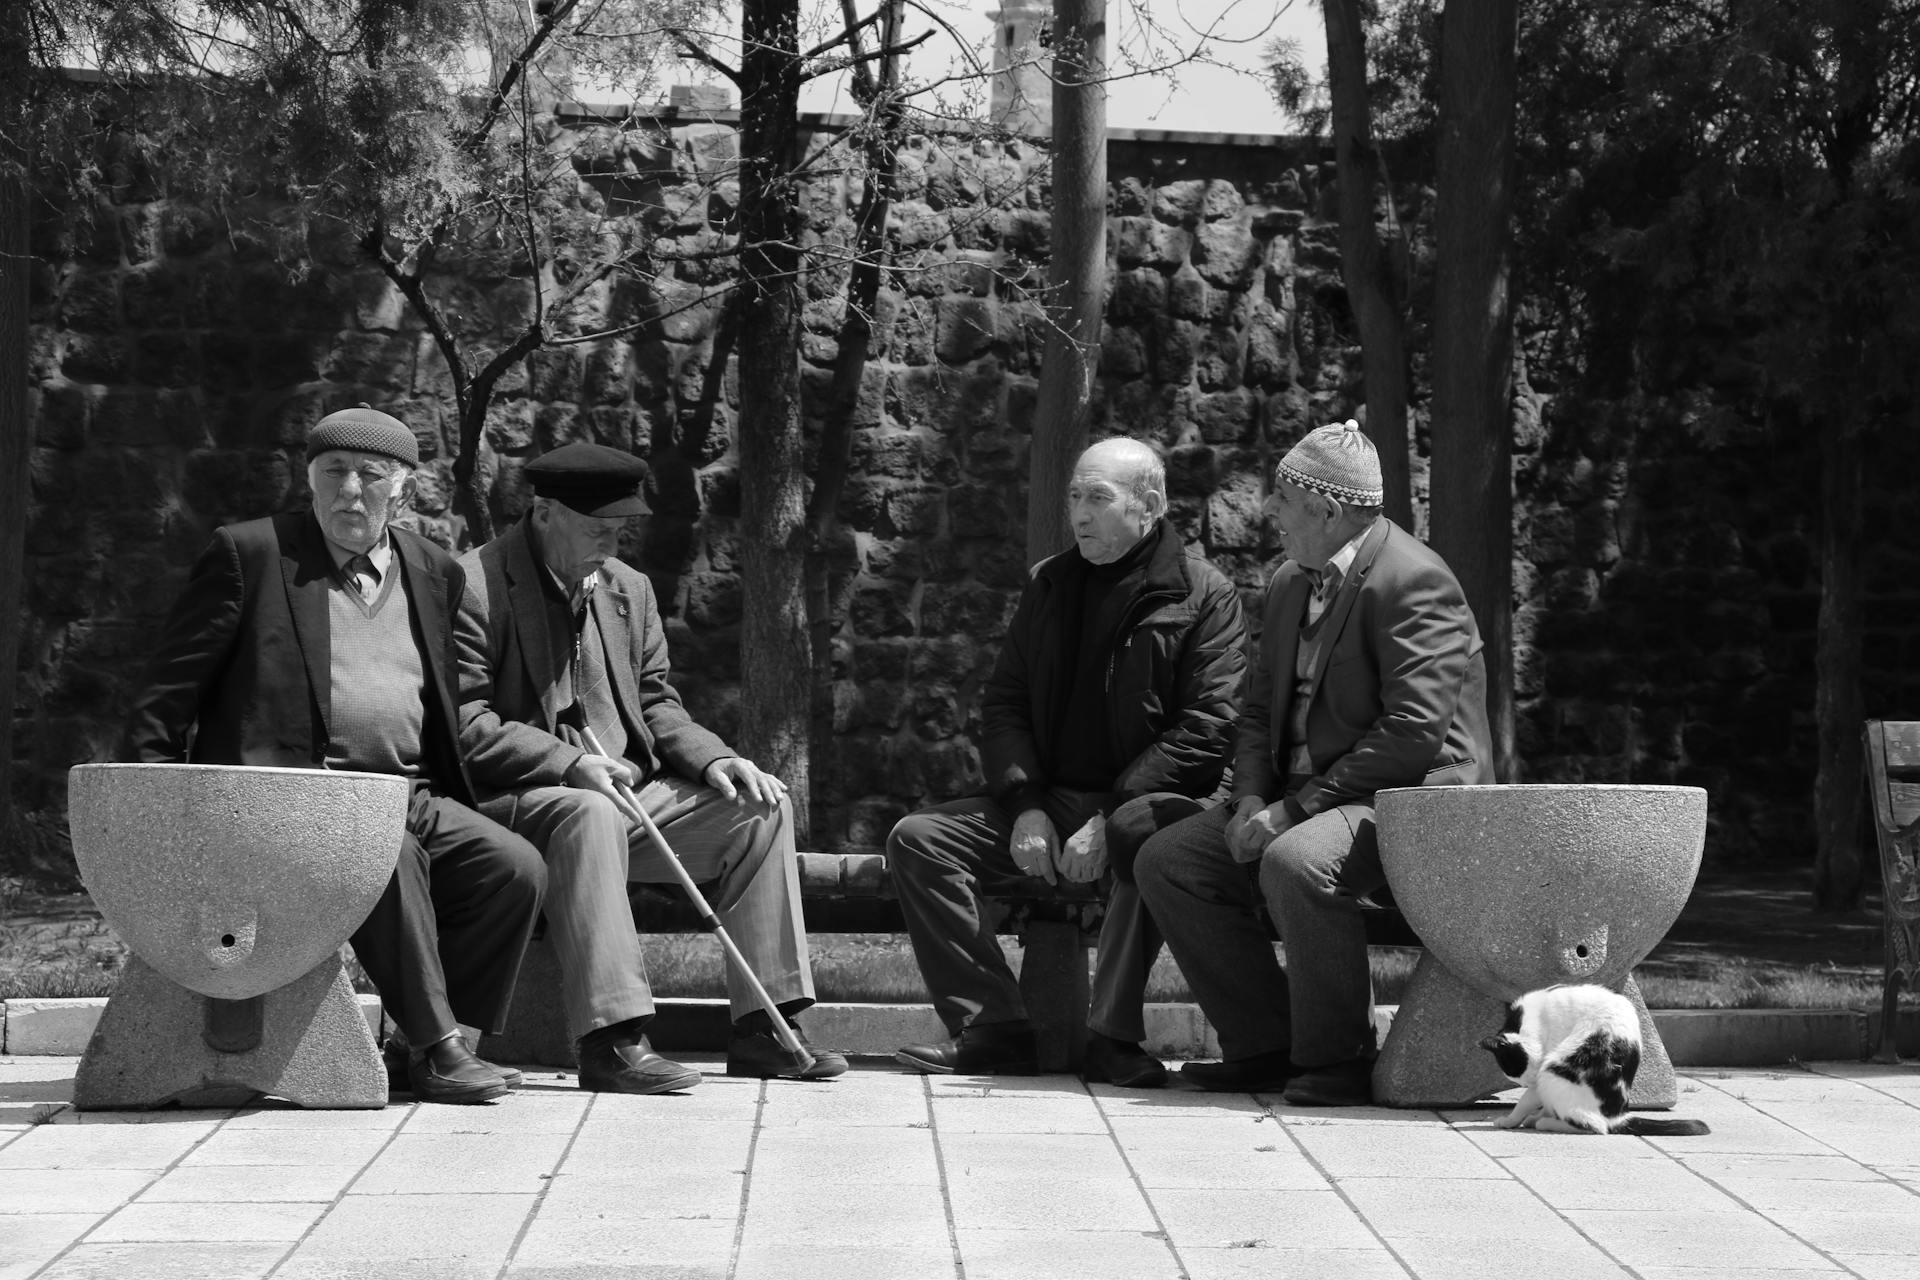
[535,500,627,587]
[311,450,409,554]
[1479,1000,1540,1083]
[1066,449,1160,565]
[1262,477,1345,570]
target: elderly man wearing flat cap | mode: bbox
[125,405,548,1105]
[1135,420,1493,1106]
[457,441,844,1093]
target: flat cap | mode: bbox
[307,404,420,468]
[526,442,650,517]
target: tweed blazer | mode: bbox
[456,515,732,805]
[122,510,478,803]
[1230,517,1494,815]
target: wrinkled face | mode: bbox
[535,500,627,587]
[1066,450,1162,565]
[1261,477,1344,570]
[310,450,410,554]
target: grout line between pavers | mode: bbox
[1087,1081,1191,1279]
[1454,1117,1652,1278]
[260,1096,422,1280]
[494,1088,600,1280]
[723,1075,770,1280]
[1263,1095,1419,1279]
[1667,1072,1889,1279]
[920,1071,968,1280]
[26,1102,243,1280]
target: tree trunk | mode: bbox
[1813,421,1865,909]
[0,7,31,832]
[1429,0,1517,782]
[737,0,811,837]
[1323,0,1412,528]
[1025,0,1107,564]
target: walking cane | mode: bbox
[576,725,816,1076]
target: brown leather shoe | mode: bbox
[407,1034,510,1105]
[895,1022,1039,1075]
[577,1031,702,1095]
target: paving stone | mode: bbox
[1117,1140,1326,1191]
[1498,1154,1742,1211]
[1687,1068,1888,1104]
[1711,1175,1917,1212]
[938,1130,1132,1180]
[1765,1205,1920,1255]
[221,1104,408,1130]
[350,1131,572,1194]
[398,1090,591,1134]
[1150,1186,1379,1251]
[179,1125,391,1167]
[946,1174,1159,1233]
[0,1212,101,1280]
[581,1071,762,1122]
[1285,1122,1506,1179]
[1564,1208,1833,1272]
[0,1118,217,1168]
[0,1167,157,1213]
[1672,1153,1885,1182]
[930,1096,1109,1134]
[136,1161,361,1201]
[749,1123,942,1185]
[280,1192,535,1272]
[87,1199,324,1242]
[565,1117,755,1172]
[732,1242,957,1280]
[755,1073,930,1128]
[954,1227,1183,1280]
[1089,1086,1267,1118]
[509,1211,735,1271]
[1634,1268,1849,1280]
[535,1167,742,1220]
[1387,1236,1634,1280]
[1340,1175,1584,1241]
[740,1180,948,1237]
[1180,1244,1409,1280]
[30,1241,286,1280]
[1461,1122,1675,1161]
[1830,1252,1920,1280]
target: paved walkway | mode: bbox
[2,1056,1918,1280]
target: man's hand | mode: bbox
[1009,808,1059,885]
[1056,814,1108,883]
[1226,797,1294,863]
[565,753,640,810]
[705,756,789,807]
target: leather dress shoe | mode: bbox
[577,1031,702,1095]
[1282,1058,1374,1107]
[1081,1034,1168,1088]
[386,1031,521,1091]
[1179,1049,1294,1093]
[895,1022,1038,1075]
[407,1034,510,1104]
[727,1022,849,1080]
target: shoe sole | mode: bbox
[1083,1066,1170,1089]
[1179,1069,1291,1094]
[579,1069,704,1095]
[412,1078,511,1105]
[893,1049,1039,1076]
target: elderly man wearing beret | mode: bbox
[125,405,548,1105]
[1136,421,1493,1106]
[456,441,845,1093]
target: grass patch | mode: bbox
[0,915,126,1001]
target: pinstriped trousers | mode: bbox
[482,775,814,1041]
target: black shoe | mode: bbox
[387,1030,521,1090]
[1282,1058,1373,1107]
[1081,1034,1168,1089]
[407,1034,510,1105]
[727,1021,849,1080]
[895,1022,1039,1075]
[577,1031,702,1095]
[1179,1049,1295,1093]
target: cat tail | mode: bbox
[1612,1116,1712,1137]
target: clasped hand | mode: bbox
[1010,810,1107,885]
[1224,796,1294,863]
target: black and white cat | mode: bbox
[1479,984,1710,1136]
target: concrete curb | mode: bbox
[7,995,1916,1065]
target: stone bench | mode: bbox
[485,849,1421,1073]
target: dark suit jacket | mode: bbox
[123,510,479,806]
[1231,518,1494,816]
[456,514,732,805]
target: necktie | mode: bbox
[346,553,379,600]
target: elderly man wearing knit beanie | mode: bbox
[124,404,547,1105]
[1135,420,1494,1106]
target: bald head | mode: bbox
[1066,437,1168,564]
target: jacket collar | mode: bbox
[1032,518,1191,599]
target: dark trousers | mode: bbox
[888,788,1206,1041]
[1135,801,1382,1067]
[348,784,546,1045]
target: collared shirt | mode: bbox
[321,532,393,600]
[1303,522,1372,624]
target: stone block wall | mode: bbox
[13,110,1905,870]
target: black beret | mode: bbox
[526,442,650,517]
[306,404,420,468]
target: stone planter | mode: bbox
[1370,783,1707,1109]
[66,763,408,1109]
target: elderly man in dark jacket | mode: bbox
[890,437,1246,1084]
